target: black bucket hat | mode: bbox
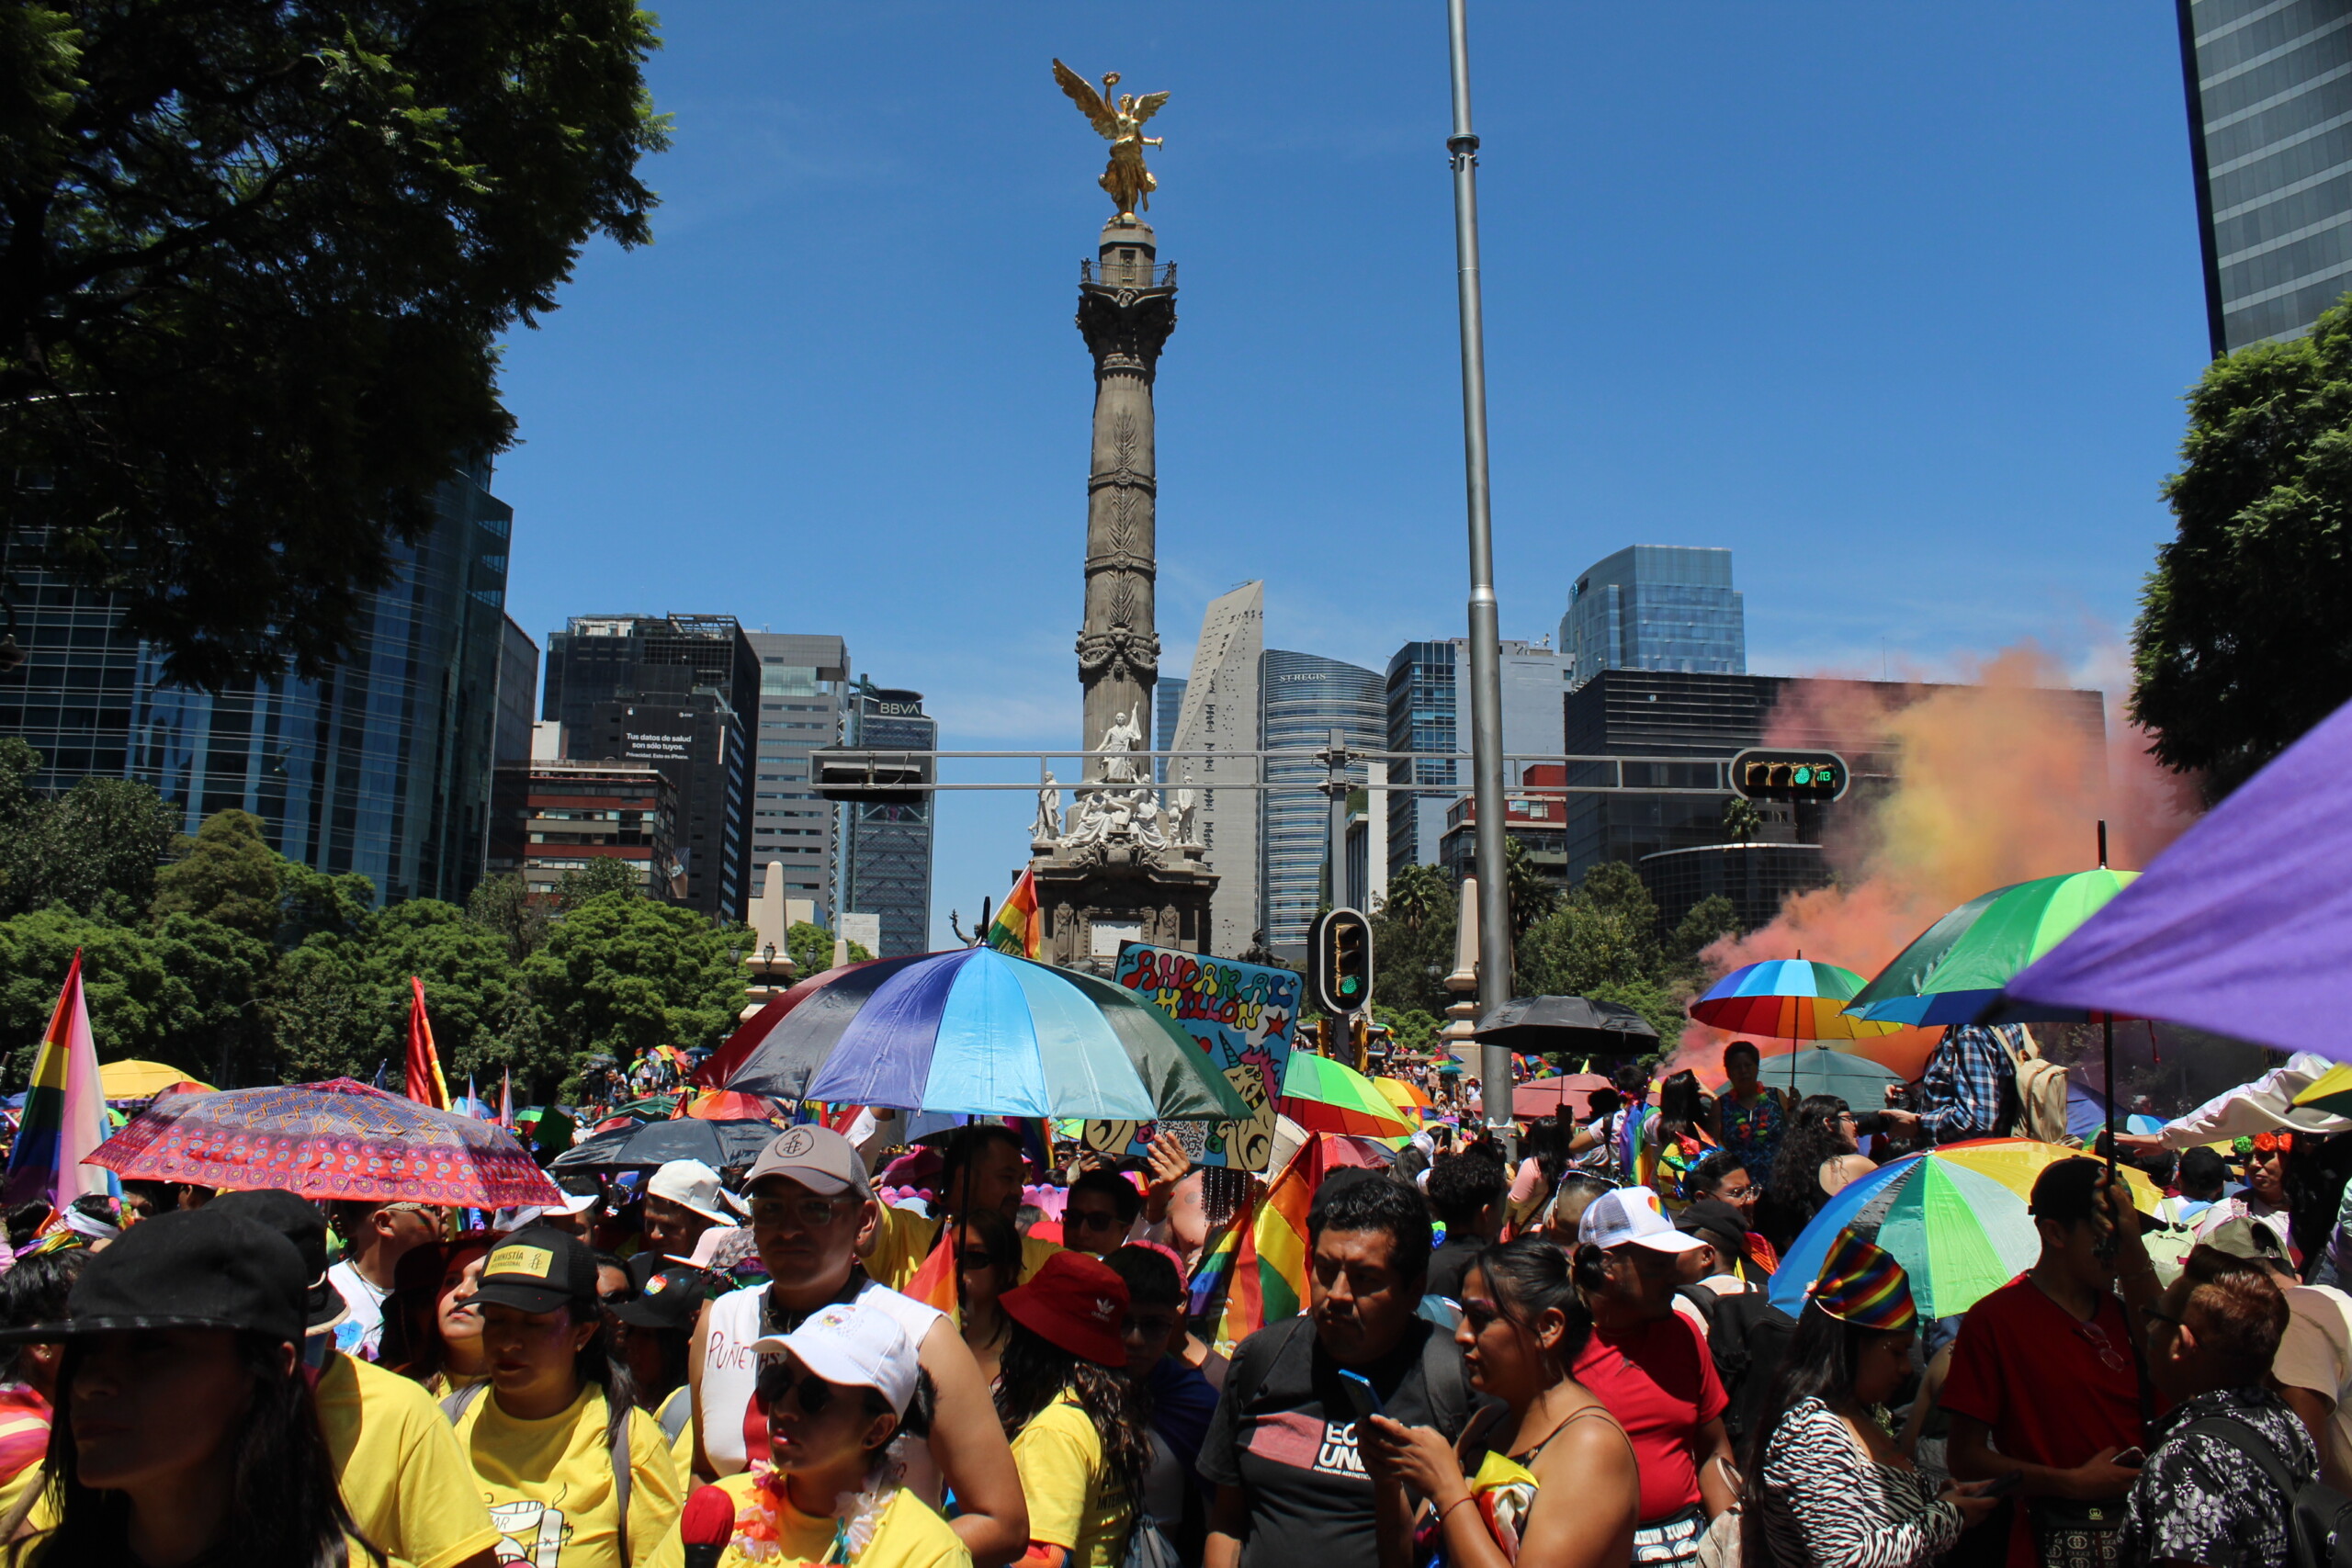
[207,1189,347,1334]
[471,1225,597,1315]
[0,1209,306,1345]
[609,1265,712,1332]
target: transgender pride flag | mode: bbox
[5,951,114,1211]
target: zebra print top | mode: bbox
[1754,1399,1962,1568]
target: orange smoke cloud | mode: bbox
[1673,644,2202,1081]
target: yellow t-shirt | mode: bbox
[708,1471,972,1568]
[1011,1396,1132,1568]
[453,1382,685,1568]
[866,1205,1061,1297]
[318,1351,503,1568]
[7,1531,409,1566]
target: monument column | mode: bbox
[1075,219,1176,775]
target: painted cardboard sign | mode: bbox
[1083,943,1301,1173]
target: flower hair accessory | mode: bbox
[2233,1131,2295,1158]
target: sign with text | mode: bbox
[1084,944,1301,1173]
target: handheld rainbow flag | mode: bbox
[984,868,1044,959]
[403,976,450,1111]
[1193,1134,1324,1357]
[4,951,115,1210]
[902,1227,960,1316]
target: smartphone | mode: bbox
[2111,1448,2146,1469]
[1336,1370,1384,1427]
[1980,1472,2025,1499]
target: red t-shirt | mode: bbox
[1573,1310,1728,1523]
[1939,1275,2153,1568]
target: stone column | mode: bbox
[1074,217,1176,779]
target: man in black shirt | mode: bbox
[1423,1145,1507,1303]
[1201,1176,1474,1568]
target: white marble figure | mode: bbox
[1033,771,1064,841]
[1099,705,1145,784]
[1172,788,1199,845]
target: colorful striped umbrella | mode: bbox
[1280,1054,1415,1137]
[1374,1077,1432,1112]
[1690,960,1903,1040]
[1698,1044,1905,1103]
[1849,870,2140,1026]
[99,1060,214,1101]
[716,948,1251,1122]
[1769,1138,2159,1319]
[681,1089,778,1122]
[88,1077,562,1207]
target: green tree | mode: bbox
[1503,836,1559,938]
[152,812,285,939]
[1368,863,1458,1018]
[785,920,875,975]
[3,1,670,686]
[469,873,550,962]
[2135,297,2352,795]
[1515,862,1690,1050]
[556,859,646,910]
[0,908,183,1085]
[1722,797,1763,844]
[525,894,745,1076]
[0,740,177,919]
[149,914,277,1086]
[1666,895,1741,984]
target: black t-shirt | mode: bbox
[1199,1315,1470,1568]
[1424,1235,1485,1303]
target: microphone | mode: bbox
[682,1483,735,1568]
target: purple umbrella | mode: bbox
[2006,700,2352,1057]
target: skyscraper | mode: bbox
[744,633,850,918]
[1167,582,1263,955]
[1561,547,1745,689]
[839,682,935,955]
[1154,677,1187,783]
[541,615,759,921]
[1259,649,1385,951]
[2178,0,2352,355]
[1383,637,1571,879]
[0,463,515,904]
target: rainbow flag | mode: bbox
[403,976,450,1111]
[984,869,1043,959]
[903,1226,960,1316]
[1195,1135,1324,1357]
[5,951,114,1210]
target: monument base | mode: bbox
[1030,847,1217,975]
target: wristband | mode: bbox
[1438,1496,1476,1527]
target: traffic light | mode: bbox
[1308,908,1375,1020]
[813,748,928,806]
[1728,748,1849,803]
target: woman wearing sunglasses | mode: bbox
[956,1210,1023,1388]
[709,1302,967,1568]
[2194,1132,2300,1266]
[1362,1236,1640,1568]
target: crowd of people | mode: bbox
[0,1023,2345,1568]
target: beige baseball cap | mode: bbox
[744,1125,873,1201]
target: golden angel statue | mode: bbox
[1052,60,1170,218]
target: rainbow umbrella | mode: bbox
[1280,1054,1415,1137]
[682,1089,779,1122]
[717,949,1251,1121]
[1374,1077,1432,1112]
[1690,960,1902,1040]
[88,1078,562,1207]
[1849,870,2140,1026]
[1769,1138,2160,1319]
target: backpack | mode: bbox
[1674,1284,1796,1446]
[2185,1415,2352,1568]
[1994,1026,2075,1147]
[444,1380,634,1562]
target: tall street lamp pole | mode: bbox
[1445,0,1517,1151]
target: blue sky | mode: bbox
[490,3,2211,946]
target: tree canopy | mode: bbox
[2135,296,2352,795]
[1,1,669,686]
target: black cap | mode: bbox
[609,1266,710,1332]
[0,1209,306,1345]
[471,1225,597,1315]
[207,1190,345,1333]
[1675,1199,1750,1267]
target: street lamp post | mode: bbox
[1444,0,1517,1154]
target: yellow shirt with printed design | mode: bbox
[453,1383,685,1568]
[865,1205,1060,1298]
[317,1349,503,1568]
[707,1471,971,1568]
[1010,1396,1132,1568]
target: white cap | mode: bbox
[1577,1187,1706,1255]
[751,1302,920,1415]
[492,1190,597,1233]
[647,1160,746,1224]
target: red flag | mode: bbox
[404,977,449,1111]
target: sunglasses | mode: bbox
[1068,1208,1124,1232]
[766,1369,842,1417]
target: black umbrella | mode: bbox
[1471,995,1660,1056]
[548,1116,779,1172]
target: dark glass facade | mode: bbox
[0,465,514,904]
[2181,0,2352,353]
[1384,640,1459,882]
[1154,677,1187,784]
[1260,650,1385,947]
[1561,546,1745,689]
[840,685,934,956]
[745,633,849,918]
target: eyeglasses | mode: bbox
[1715,1183,1757,1202]
[2073,1319,2130,1373]
[748,1195,854,1229]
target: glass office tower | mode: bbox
[2180,0,2352,354]
[1561,547,1746,690]
[0,463,514,905]
[744,633,849,918]
[1259,650,1385,948]
[839,683,935,955]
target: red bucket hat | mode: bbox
[1001,1250,1129,1369]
